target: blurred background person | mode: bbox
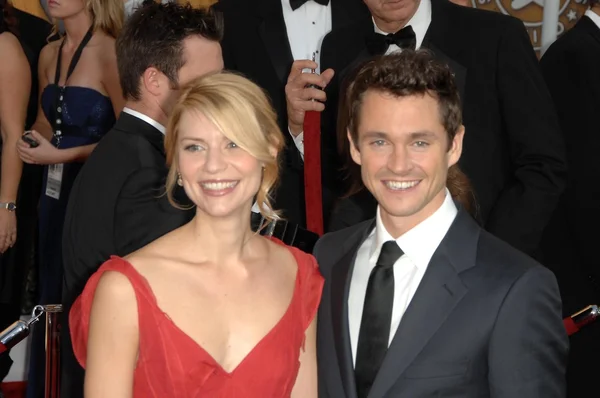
[15,0,124,396]
[540,0,600,395]
[0,0,31,394]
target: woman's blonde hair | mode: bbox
[165,71,285,223]
[51,0,123,38]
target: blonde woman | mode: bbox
[69,72,322,398]
[15,0,125,396]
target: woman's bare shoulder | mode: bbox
[0,31,25,59]
[123,228,187,273]
[38,40,59,67]
[95,33,117,60]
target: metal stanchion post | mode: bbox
[44,304,62,398]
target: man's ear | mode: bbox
[348,130,362,166]
[447,125,464,167]
[142,67,165,97]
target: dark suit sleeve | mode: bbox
[488,266,568,397]
[485,19,567,255]
[541,43,600,282]
[113,167,192,256]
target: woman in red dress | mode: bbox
[69,72,324,397]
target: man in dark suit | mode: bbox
[540,5,600,396]
[288,0,567,257]
[214,0,369,229]
[59,2,223,397]
[314,51,567,398]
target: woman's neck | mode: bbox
[187,206,257,265]
[62,10,93,48]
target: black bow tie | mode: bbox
[365,25,417,56]
[289,0,329,11]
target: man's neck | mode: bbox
[592,5,600,16]
[123,100,168,127]
[373,1,421,34]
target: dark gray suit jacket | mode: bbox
[314,207,568,398]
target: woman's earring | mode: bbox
[177,173,183,186]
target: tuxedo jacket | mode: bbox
[539,17,600,396]
[321,0,567,257]
[314,207,568,398]
[540,15,600,297]
[215,0,369,228]
[60,113,194,398]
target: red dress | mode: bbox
[69,242,324,397]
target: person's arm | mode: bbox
[291,317,318,398]
[17,129,98,164]
[485,18,567,256]
[101,40,125,118]
[84,270,139,398]
[540,42,600,286]
[0,33,30,253]
[488,266,568,397]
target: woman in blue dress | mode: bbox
[16,0,124,395]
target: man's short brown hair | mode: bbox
[344,49,462,150]
[116,0,223,101]
[340,50,475,213]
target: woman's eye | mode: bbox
[184,144,202,152]
[227,141,238,149]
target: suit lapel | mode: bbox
[257,0,294,84]
[368,208,479,398]
[426,42,467,107]
[422,0,467,106]
[330,220,375,398]
[579,15,600,48]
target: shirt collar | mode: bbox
[370,188,458,269]
[585,9,600,30]
[122,107,166,135]
[372,0,431,50]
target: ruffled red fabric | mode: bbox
[69,240,324,397]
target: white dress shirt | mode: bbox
[374,0,431,54]
[585,8,600,29]
[122,107,166,135]
[282,0,332,158]
[348,189,458,365]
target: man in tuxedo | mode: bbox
[314,51,567,398]
[288,0,566,257]
[540,4,600,396]
[214,0,369,230]
[59,2,223,397]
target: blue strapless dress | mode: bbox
[26,85,115,398]
[38,84,115,303]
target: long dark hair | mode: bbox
[0,0,17,35]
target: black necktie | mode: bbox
[365,25,417,56]
[355,240,404,398]
[289,0,329,11]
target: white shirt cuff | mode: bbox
[288,127,304,160]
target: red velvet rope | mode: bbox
[303,110,323,236]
